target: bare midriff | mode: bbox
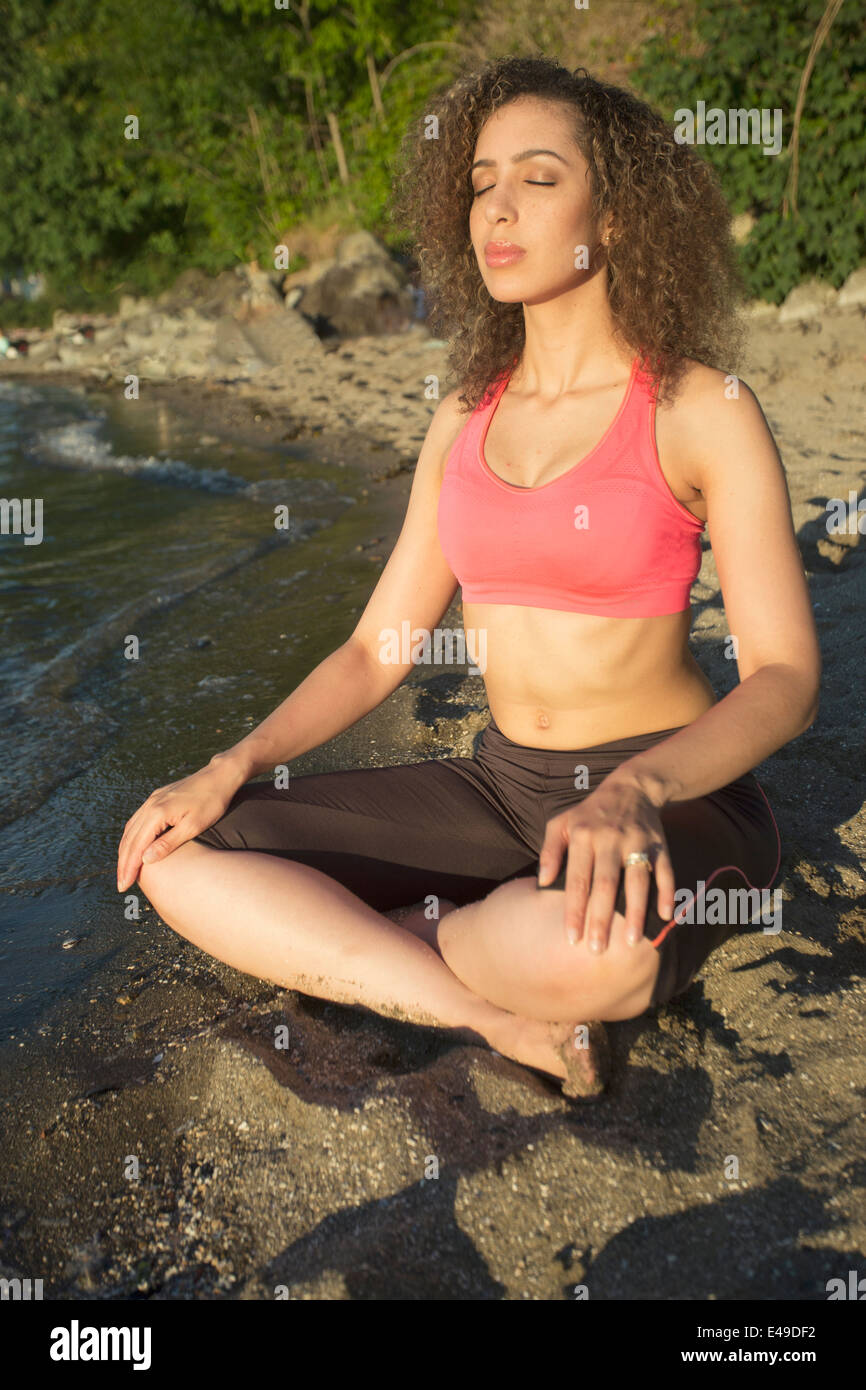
[442,358,719,748]
[461,600,717,749]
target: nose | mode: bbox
[485,205,518,236]
[480,186,518,227]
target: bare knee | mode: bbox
[547,898,660,1017]
[136,839,202,897]
[442,875,659,1019]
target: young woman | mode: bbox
[116,59,820,1098]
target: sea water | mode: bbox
[0,375,396,1038]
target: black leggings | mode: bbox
[194,714,782,1008]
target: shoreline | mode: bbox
[5,361,423,477]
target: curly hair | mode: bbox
[389,55,747,412]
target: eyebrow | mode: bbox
[470,147,570,172]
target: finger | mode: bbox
[117,832,130,889]
[653,842,677,921]
[537,822,566,887]
[117,812,149,891]
[583,838,622,954]
[121,811,172,888]
[563,832,593,945]
[622,856,651,945]
[117,801,160,889]
[140,821,188,867]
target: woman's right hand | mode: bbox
[116,759,244,892]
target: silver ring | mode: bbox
[624,851,652,870]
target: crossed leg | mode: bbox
[137,840,656,1096]
[425,876,660,1023]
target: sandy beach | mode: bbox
[0,274,864,1299]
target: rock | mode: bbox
[156,266,277,322]
[289,232,415,338]
[92,325,124,350]
[212,315,254,365]
[152,313,186,339]
[732,212,755,244]
[117,294,144,318]
[837,265,866,309]
[56,344,85,367]
[153,268,215,314]
[234,266,284,321]
[335,230,394,267]
[52,310,80,333]
[166,354,209,378]
[121,312,160,345]
[241,307,323,367]
[22,338,61,362]
[745,300,779,320]
[134,355,171,380]
[778,278,837,324]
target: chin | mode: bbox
[480,268,531,297]
[487,287,528,304]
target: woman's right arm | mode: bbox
[116,389,465,890]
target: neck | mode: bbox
[514,272,630,394]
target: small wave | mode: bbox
[0,693,117,833]
[0,380,50,408]
[23,417,251,496]
[0,526,329,830]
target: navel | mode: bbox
[535,709,551,730]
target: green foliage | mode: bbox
[0,0,464,311]
[633,0,866,302]
[0,0,860,312]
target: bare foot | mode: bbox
[392,901,609,1098]
[555,1019,611,1099]
[499,1016,611,1100]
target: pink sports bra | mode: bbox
[436,354,706,618]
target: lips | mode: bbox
[484,241,526,265]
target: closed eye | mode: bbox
[472,181,555,199]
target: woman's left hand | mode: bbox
[537,773,676,952]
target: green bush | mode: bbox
[0,0,464,313]
[633,0,865,302]
[2,0,860,312]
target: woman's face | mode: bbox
[469,96,604,304]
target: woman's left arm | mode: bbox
[606,370,821,808]
[537,368,821,950]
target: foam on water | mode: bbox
[23,414,252,496]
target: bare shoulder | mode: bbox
[419,387,472,479]
[661,358,765,420]
[656,358,777,492]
